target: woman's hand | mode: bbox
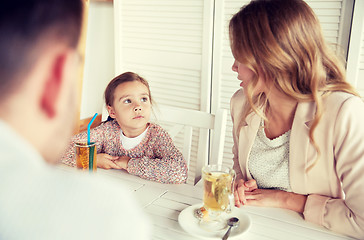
[245,189,286,209]
[234,178,307,213]
[234,179,258,207]
[97,154,122,169]
[113,156,131,170]
[245,189,307,213]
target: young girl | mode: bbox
[61,72,188,184]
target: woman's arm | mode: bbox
[126,126,188,184]
[230,89,245,181]
[303,96,364,238]
[243,188,307,213]
[238,97,364,238]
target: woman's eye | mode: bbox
[123,99,131,104]
[141,97,149,102]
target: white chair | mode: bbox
[152,105,227,185]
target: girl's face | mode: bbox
[107,81,152,138]
[232,59,267,95]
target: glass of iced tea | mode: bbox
[75,142,97,172]
[200,165,235,230]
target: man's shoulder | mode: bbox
[53,170,151,239]
[0,166,150,240]
[52,168,139,209]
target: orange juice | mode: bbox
[75,142,97,172]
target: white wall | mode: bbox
[80,1,114,119]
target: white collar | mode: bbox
[120,126,149,150]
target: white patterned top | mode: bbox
[248,121,292,192]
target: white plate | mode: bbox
[178,204,251,239]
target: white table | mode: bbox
[91,168,356,240]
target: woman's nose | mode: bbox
[232,60,238,72]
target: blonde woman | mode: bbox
[229,0,364,238]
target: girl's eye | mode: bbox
[123,99,131,104]
[141,97,149,102]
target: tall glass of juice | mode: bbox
[75,142,97,172]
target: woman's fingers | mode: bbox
[244,189,260,199]
[234,179,261,207]
[234,179,247,206]
[244,179,258,191]
[234,189,241,207]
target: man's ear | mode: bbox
[40,53,68,118]
[107,105,116,118]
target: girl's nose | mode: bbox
[134,106,141,112]
[232,60,238,72]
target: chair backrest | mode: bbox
[152,105,227,185]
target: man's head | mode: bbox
[0,0,83,162]
[0,0,83,101]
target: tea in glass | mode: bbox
[201,165,235,231]
[203,172,233,212]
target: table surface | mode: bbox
[59,166,355,240]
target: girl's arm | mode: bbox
[126,126,188,184]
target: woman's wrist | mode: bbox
[283,192,308,213]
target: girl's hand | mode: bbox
[244,189,307,213]
[97,154,122,169]
[234,179,258,207]
[113,156,131,170]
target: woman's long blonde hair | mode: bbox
[229,0,358,169]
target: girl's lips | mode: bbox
[240,81,244,87]
[133,116,144,119]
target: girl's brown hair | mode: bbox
[104,72,152,107]
[229,0,358,169]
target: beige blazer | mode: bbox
[230,89,364,239]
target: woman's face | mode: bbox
[107,81,152,138]
[232,59,267,95]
